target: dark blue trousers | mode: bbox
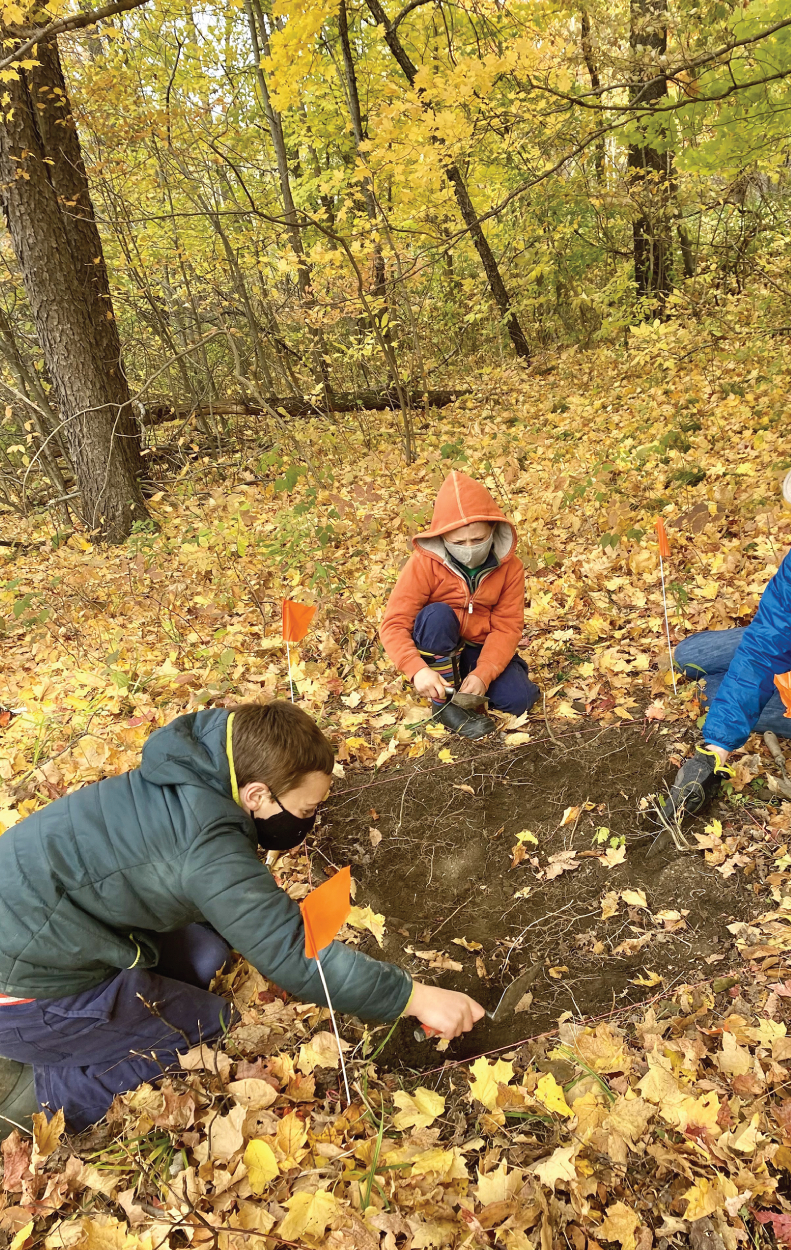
[0,925,232,1132]
[675,627,790,739]
[413,602,539,716]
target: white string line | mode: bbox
[659,552,678,694]
[313,952,351,1105]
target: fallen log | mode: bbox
[140,388,469,426]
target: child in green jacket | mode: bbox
[0,702,483,1135]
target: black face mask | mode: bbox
[254,794,316,851]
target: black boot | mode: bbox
[0,1058,37,1141]
[433,700,496,739]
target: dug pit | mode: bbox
[317,721,767,1066]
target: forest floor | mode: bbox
[1,317,791,1249]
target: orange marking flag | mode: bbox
[282,600,316,643]
[655,518,671,559]
[301,866,351,958]
[775,672,791,719]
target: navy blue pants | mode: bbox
[413,602,539,716]
[675,627,790,739]
[0,925,232,1132]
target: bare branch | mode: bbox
[0,0,151,74]
[391,0,435,34]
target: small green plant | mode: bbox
[592,826,625,850]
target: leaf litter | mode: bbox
[1,327,791,1244]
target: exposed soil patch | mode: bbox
[318,722,766,1067]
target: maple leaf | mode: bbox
[469,1056,515,1110]
[1,1130,31,1192]
[717,1031,752,1077]
[409,1146,468,1179]
[530,1144,577,1190]
[534,1072,572,1118]
[598,1201,640,1250]
[475,1160,524,1205]
[682,1175,739,1221]
[32,1107,64,1162]
[621,888,648,909]
[204,1103,246,1162]
[275,1110,309,1168]
[278,1189,340,1242]
[600,844,627,868]
[392,1086,445,1130]
[244,1139,279,1193]
[601,890,620,919]
[297,1030,350,1074]
[347,904,386,946]
[227,1077,277,1109]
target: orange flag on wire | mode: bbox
[655,518,671,559]
[301,866,351,958]
[775,672,791,719]
[282,600,316,643]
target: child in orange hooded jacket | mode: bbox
[380,471,539,738]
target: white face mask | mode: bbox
[444,533,494,567]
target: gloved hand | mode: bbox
[661,745,734,821]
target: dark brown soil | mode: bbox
[317,722,765,1068]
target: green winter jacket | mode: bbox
[0,709,412,1020]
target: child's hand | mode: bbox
[459,673,486,697]
[413,666,452,702]
[404,981,486,1038]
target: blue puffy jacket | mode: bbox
[704,552,791,752]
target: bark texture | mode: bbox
[141,387,468,425]
[0,35,147,540]
[627,0,673,304]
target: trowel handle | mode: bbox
[413,1012,495,1042]
[765,732,789,778]
[413,1023,442,1042]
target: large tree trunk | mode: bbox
[364,0,530,360]
[627,0,673,306]
[0,35,147,541]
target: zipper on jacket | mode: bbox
[438,557,498,621]
[468,565,497,616]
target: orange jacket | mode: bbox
[380,471,525,689]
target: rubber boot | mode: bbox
[0,1057,37,1141]
[432,700,496,739]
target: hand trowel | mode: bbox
[414,962,542,1042]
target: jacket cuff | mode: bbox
[471,663,495,689]
[403,654,427,682]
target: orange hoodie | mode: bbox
[380,471,525,689]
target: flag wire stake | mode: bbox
[658,551,677,694]
[286,639,295,702]
[313,951,351,1104]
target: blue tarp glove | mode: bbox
[661,745,735,820]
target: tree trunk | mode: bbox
[627,0,673,306]
[0,36,147,541]
[245,0,331,394]
[364,0,530,360]
[580,10,606,183]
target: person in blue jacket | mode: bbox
[664,549,791,818]
[0,701,484,1137]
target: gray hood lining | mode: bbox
[415,520,514,567]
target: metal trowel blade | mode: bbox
[488,962,542,1023]
[451,690,489,712]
